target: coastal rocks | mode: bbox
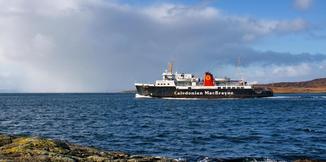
[0,133,321,162]
[0,134,13,147]
[0,133,175,162]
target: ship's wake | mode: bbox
[135,94,153,99]
[267,95,326,100]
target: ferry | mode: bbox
[135,63,273,99]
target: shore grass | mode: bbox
[0,133,174,162]
[263,87,326,94]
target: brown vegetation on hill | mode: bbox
[254,78,326,93]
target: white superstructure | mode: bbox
[153,63,252,89]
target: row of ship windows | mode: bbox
[157,83,170,85]
[218,87,245,89]
[156,84,245,89]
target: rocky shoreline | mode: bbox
[0,133,322,162]
[0,133,175,162]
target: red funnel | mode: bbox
[204,72,215,86]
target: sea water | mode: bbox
[0,93,325,161]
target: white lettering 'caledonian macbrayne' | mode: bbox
[174,91,234,96]
[134,63,273,99]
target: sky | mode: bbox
[0,0,325,92]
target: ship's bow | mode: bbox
[135,84,150,97]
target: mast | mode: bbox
[168,62,173,74]
[163,62,175,80]
[236,57,244,81]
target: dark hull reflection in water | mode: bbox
[0,93,325,161]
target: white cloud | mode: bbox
[294,0,313,11]
[272,63,311,77]
[142,4,220,23]
[0,0,324,92]
[142,4,309,35]
[0,0,109,15]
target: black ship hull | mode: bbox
[136,85,273,99]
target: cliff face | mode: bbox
[254,78,326,93]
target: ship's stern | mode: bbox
[253,87,273,97]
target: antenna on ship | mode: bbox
[236,57,244,81]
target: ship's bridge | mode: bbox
[174,73,199,86]
[162,71,175,80]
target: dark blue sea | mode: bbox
[0,93,325,161]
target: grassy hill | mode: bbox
[254,78,326,93]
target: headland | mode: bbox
[254,78,326,94]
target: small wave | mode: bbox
[295,127,316,133]
[195,157,280,162]
[162,97,242,100]
[267,95,326,100]
[266,96,295,99]
[135,94,153,99]
[317,96,326,99]
[299,95,326,100]
[266,95,316,99]
[194,156,323,162]
[310,96,326,99]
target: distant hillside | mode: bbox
[120,90,136,93]
[254,78,326,93]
